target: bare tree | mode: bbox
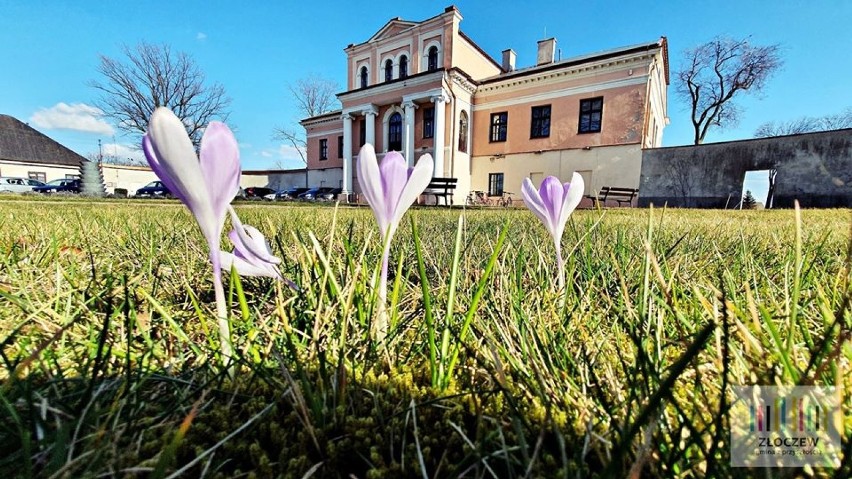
[677,37,783,144]
[290,75,339,118]
[273,75,340,166]
[766,167,777,209]
[754,107,852,137]
[90,42,231,147]
[86,152,146,166]
[821,107,852,130]
[754,117,821,137]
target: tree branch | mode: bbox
[675,36,782,144]
[90,42,231,148]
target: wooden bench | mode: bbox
[425,177,458,206]
[586,186,638,207]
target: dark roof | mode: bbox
[300,109,343,125]
[0,114,86,167]
[479,39,667,85]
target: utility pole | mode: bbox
[98,139,103,164]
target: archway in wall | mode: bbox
[740,169,774,209]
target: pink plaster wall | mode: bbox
[472,83,646,157]
[304,120,343,169]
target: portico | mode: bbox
[339,87,451,194]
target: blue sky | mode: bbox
[1,1,850,172]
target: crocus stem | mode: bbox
[210,254,233,361]
[554,237,565,292]
[374,239,391,342]
[379,244,390,304]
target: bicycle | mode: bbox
[465,190,492,206]
[499,191,514,207]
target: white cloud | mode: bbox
[30,103,114,135]
[255,144,306,168]
[99,142,146,163]
[259,144,305,160]
[196,32,207,41]
[278,144,305,161]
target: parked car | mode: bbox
[243,186,276,199]
[135,181,171,197]
[274,187,309,201]
[316,187,342,201]
[297,187,323,200]
[33,178,81,194]
[0,177,45,193]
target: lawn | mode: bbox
[0,198,849,478]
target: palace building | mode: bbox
[301,6,669,204]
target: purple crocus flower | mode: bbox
[521,173,585,290]
[220,206,282,279]
[357,143,433,338]
[143,107,241,358]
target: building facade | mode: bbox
[241,169,308,191]
[0,114,85,182]
[100,164,159,195]
[302,6,669,203]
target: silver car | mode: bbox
[0,177,45,193]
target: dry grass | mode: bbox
[0,199,849,478]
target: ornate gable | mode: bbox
[368,18,419,43]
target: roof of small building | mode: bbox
[0,114,86,167]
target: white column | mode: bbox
[402,100,418,166]
[431,94,447,178]
[342,113,353,195]
[363,106,377,147]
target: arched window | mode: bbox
[458,111,468,153]
[384,59,393,82]
[399,55,408,79]
[360,66,368,88]
[427,46,439,71]
[388,112,402,151]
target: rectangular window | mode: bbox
[423,107,435,139]
[530,105,551,138]
[359,119,366,147]
[490,112,508,142]
[578,97,603,133]
[337,136,343,159]
[488,173,504,196]
[28,172,46,182]
[65,174,80,179]
[319,139,328,160]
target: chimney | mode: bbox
[537,38,556,66]
[501,49,516,72]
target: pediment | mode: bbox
[368,18,419,43]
